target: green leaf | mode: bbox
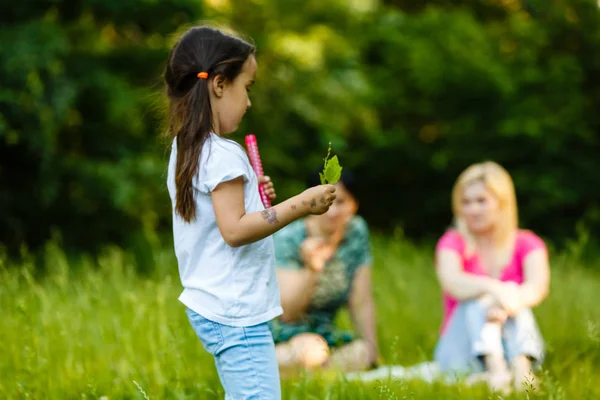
[320,141,343,184]
[324,155,342,184]
[319,172,326,184]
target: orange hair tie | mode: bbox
[197,72,209,79]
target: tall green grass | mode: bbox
[1,233,599,399]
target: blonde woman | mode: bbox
[434,161,550,393]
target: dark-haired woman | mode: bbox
[269,171,379,376]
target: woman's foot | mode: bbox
[485,353,513,394]
[512,355,539,393]
[487,371,513,394]
[464,371,488,386]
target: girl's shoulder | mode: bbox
[209,133,247,157]
[199,134,250,173]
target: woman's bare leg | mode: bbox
[476,295,512,393]
[324,339,371,373]
[511,355,539,392]
[502,308,545,392]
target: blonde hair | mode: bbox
[451,161,518,253]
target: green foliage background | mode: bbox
[1,0,599,254]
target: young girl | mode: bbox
[163,26,337,399]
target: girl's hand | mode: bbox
[258,175,276,202]
[301,185,336,215]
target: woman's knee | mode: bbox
[280,333,330,369]
[477,294,496,308]
[503,308,545,362]
[458,297,490,318]
[504,308,539,334]
[513,307,536,321]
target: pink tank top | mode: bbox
[435,229,546,335]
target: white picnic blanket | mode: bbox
[345,361,485,386]
[345,361,441,383]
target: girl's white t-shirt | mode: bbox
[167,133,282,327]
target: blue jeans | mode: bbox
[434,300,545,375]
[186,308,281,399]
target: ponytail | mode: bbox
[172,76,212,222]
[163,26,255,222]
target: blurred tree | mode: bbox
[359,0,600,241]
[1,0,599,258]
[0,0,203,254]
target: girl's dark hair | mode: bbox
[164,26,255,222]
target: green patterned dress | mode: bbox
[268,216,373,348]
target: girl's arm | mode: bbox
[348,266,378,366]
[211,177,336,247]
[435,249,499,300]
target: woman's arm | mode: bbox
[277,238,332,322]
[516,248,550,310]
[348,266,378,366]
[211,178,336,247]
[436,249,499,300]
[276,268,321,322]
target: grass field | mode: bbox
[2,233,600,399]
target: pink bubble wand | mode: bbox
[245,134,272,208]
